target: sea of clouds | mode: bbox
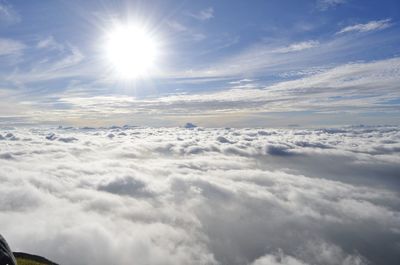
[0,126,399,265]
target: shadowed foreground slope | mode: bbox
[14,252,58,265]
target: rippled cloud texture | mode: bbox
[1,126,400,265]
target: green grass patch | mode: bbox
[16,258,48,265]
[13,252,57,265]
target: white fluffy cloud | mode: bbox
[0,126,399,265]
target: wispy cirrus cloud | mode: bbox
[337,19,393,34]
[0,38,25,56]
[169,22,400,82]
[274,40,319,53]
[11,57,399,126]
[166,20,206,41]
[317,0,347,11]
[4,45,86,85]
[37,36,64,51]
[139,58,400,120]
[189,7,214,21]
[0,1,20,25]
[166,20,188,32]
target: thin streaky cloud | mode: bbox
[13,57,398,125]
[317,0,347,11]
[0,38,25,56]
[189,7,214,21]
[4,45,86,85]
[0,1,20,24]
[166,20,187,32]
[337,19,393,34]
[37,36,64,51]
[166,20,207,41]
[274,41,320,53]
[172,31,395,80]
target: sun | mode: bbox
[104,23,158,79]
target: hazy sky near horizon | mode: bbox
[0,0,400,127]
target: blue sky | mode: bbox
[1,0,400,127]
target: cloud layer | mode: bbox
[1,126,399,265]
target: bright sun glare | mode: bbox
[105,24,158,79]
